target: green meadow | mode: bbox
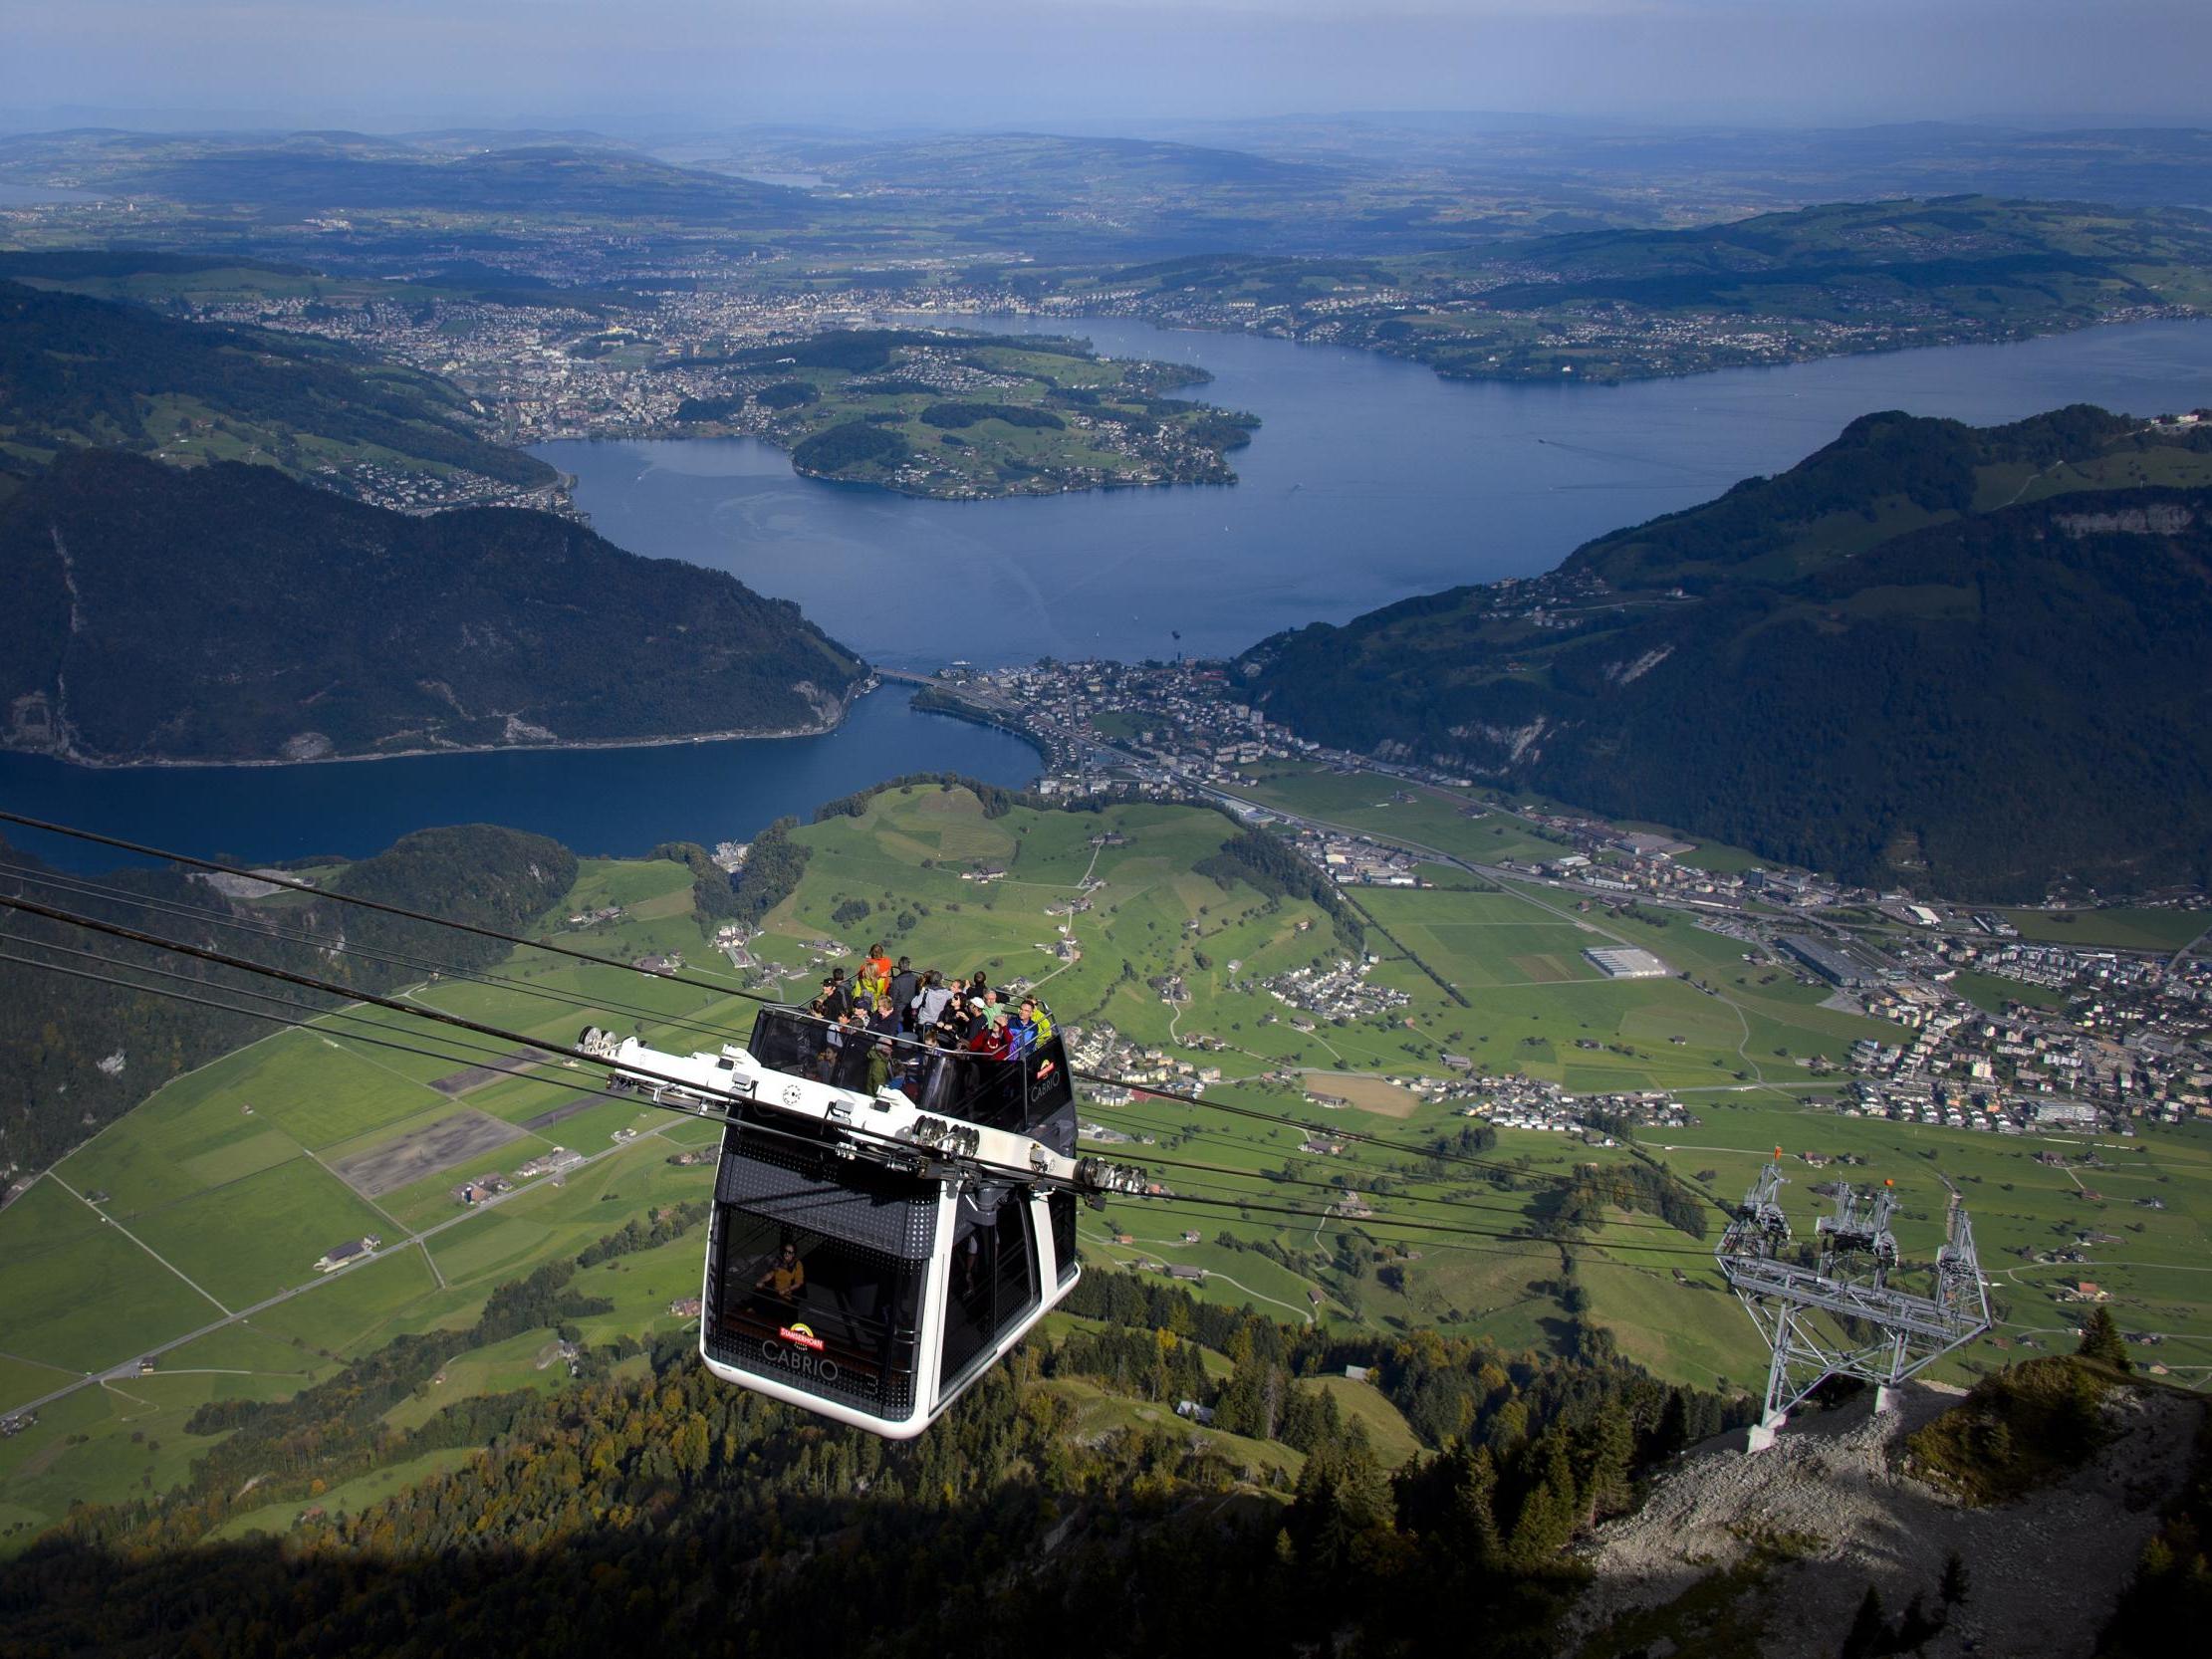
[3,782,2208,1546]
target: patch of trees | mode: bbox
[732,328,940,374]
[1183,408,1261,450]
[576,1199,709,1268]
[755,379,820,409]
[812,772,1027,824]
[729,817,810,927]
[170,1257,613,1514]
[646,840,742,929]
[673,393,746,421]
[919,401,1065,430]
[1529,1161,1711,1241]
[1196,830,1364,951]
[792,419,910,474]
[1902,1354,2114,1505]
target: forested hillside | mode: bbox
[0,1267,1744,1657]
[1240,406,2212,899]
[0,278,552,502]
[0,825,576,1183]
[0,449,867,764]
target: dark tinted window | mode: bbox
[938,1193,1040,1402]
[1050,1190,1078,1285]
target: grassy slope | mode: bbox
[5,790,2209,1544]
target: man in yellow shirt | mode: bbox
[755,1240,806,1304]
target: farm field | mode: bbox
[1232,764,1564,867]
[1997,907,2209,954]
[3,780,2208,1547]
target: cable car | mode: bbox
[579,1006,1145,1439]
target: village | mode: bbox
[923,653,2212,1150]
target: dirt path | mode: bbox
[47,1172,231,1317]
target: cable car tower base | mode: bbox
[1716,1164,1990,1451]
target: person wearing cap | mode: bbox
[864,1039,894,1096]
[967,1008,1014,1061]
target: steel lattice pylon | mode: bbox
[1716,1159,1991,1440]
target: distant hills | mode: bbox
[1068,197,2212,383]
[1239,405,2212,900]
[0,277,554,503]
[0,449,868,765]
[0,127,812,226]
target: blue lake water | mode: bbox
[8,315,2210,869]
[0,687,1042,872]
[544,315,2212,669]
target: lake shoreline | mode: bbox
[0,686,1045,873]
[12,678,882,775]
[550,315,2212,670]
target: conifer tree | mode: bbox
[1841,1585,1888,1659]
[2078,1305,2130,1370]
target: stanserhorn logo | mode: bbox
[779,1322,826,1351]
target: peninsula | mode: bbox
[657,327,1257,498]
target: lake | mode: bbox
[543,315,2212,669]
[10,315,2210,869]
[0,687,1043,872]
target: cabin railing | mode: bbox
[747,1005,1074,1142]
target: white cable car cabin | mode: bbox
[579,1005,1136,1440]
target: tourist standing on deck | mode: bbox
[888,958,919,1030]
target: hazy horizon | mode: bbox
[5,1,2210,136]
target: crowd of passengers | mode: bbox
[798,944,1058,1098]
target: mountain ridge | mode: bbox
[0,276,555,505]
[1237,405,2212,899]
[0,449,869,766]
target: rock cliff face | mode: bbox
[1238,406,2212,899]
[1567,1381,2200,1659]
[0,450,868,764]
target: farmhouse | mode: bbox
[314,1236,381,1273]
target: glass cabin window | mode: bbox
[938,1195,1040,1402]
[1049,1190,1078,1285]
[710,1210,924,1418]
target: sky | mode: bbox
[4,0,2209,134]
